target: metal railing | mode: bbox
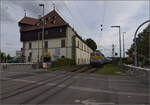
[0,63,35,71]
[122,64,150,80]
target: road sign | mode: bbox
[54,48,60,56]
[133,52,137,56]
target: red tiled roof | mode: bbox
[19,10,68,32]
[19,17,38,25]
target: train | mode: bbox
[90,50,112,66]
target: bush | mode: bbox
[124,59,134,64]
[112,57,120,65]
[51,58,76,67]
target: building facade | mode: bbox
[19,10,93,65]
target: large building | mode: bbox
[18,9,93,65]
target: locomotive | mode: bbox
[90,50,111,66]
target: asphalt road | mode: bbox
[0,66,149,105]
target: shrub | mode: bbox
[51,58,76,67]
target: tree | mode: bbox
[6,54,12,62]
[126,24,149,64]
[85,38,97,51]
[0,52,5,62]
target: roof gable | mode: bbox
[19,10,68,31]
[41,10,67,25]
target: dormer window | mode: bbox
[50,20,55,24]
[36,23,40,26]
[52,16,56,19]
[53,20,56,24]
[50,21,53,24]
[60,28,62,32]
[46,30,48,35]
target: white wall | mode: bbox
[23,26,93,64]
[75,36,93,65]
[66,27,93,65]
[23,37,67,63]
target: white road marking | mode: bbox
[0,77,148,97]
[81,100,115,105]
[74,99,81,103]
[73,76,139,83]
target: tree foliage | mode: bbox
[126,24,150,64]
[85,38,97,51]
[0,52,12,63]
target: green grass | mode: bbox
[95,64,121,75]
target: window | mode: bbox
[52,16,56,19]
[50,21,54,24]
[45,41,48,49]
[53,20,56,24]
[61,40,65,48]
[28,52,32,62]
[29,42,32,49]
[45,30,48,35]
[38,32,42,40]
[36,23,40,26]
[29,52,32,56]
[77,41,79,48]
[81,43,83,49]
[60,28,62,32]
[46,18,48,21]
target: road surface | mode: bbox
[0,66,149,105]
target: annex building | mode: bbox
[19,9,93,65]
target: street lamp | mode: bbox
[39,4,45,65]
[123,32,126,58]
[134,19,150,66]
[111,25,122,66]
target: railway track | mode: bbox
[0,66,81,99]
[1,66,97,104]
[21,66,93,104]
[86,67,99,73]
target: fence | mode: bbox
[122,64,150,83]
[0,63,37,71]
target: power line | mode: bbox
[51,1,89,38]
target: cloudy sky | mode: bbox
[0,0,149,57]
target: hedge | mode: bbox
[51,58,76,67]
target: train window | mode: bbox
[90,53,95,56]
[96,53,100,56]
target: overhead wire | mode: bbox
[51,1,89,39]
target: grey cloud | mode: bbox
[0,6,16,22]
[9,1,42,18]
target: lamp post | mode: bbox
[111,26,122,66]
[123,32,126,58]
[39,4,45,65]
[134,19,150,66]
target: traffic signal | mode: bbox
[115,53,118,56]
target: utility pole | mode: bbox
[39,4,45,65]
[111,26,122,66]
[24,9,27,17]
[112,44,115,58]
[52,3,55,10]
[123,32,126,58]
